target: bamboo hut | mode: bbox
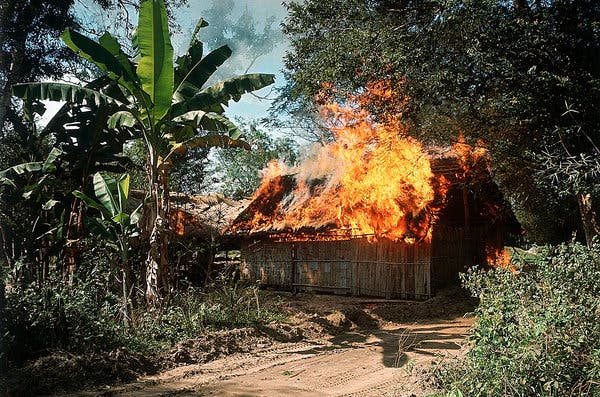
[228,154,518,300]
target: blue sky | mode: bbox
[174,0,289,120]
[42,0,290,125]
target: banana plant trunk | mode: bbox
[145,163,171,305]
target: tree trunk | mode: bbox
[0,221,12,268]
[0,39,26,132]
[121,262,130,326]
[577,192,600,247]
[145,175,163,305]
[145,164,171,305]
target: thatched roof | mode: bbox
[170,193,250,234]
[226,148,511,240]
[129,190,249,236]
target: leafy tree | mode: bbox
[0,142,67,281]
[73,172,141,324]
[169,146,212,194]
[0,0,189,130]
[0,0,78,131]
[0,0,184,368]
[12,0,274,303]
[212,122,298,199]
[0,77,137,283]
[279,0,600,244]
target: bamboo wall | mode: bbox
[240,238,432,299]
[430,224,503,291]
[240,240,293,286]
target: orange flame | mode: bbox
[170,209,200,236]
[452,134,488,180]
[486,247,514,271]
[236,81,448,243]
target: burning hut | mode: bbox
[228,83,518,299]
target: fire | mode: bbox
[452,134,488,180]
[486,247,514,271]
[170,209,200,236]
[233,81,448,243]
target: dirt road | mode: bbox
[69,291,475,397]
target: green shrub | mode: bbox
[435,241,600,396]
[4,275,131,364]
[3,266,285,364]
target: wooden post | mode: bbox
[291,243,297,294]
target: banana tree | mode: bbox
[2,78,138,282]
[73,172,141,324]
[12,0,274,304]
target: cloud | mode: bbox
[175,0,294,120]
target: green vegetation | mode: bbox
[3,259,279,363]
[73,172,142,325]
[1,0,600,395]
[0,0,279,375]
[212,121,298,199]
[432,242,600,396]
[11,0,273,304]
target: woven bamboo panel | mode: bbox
[240,237,432,299]
[240,240,293,287]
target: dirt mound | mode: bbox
[163,324,306,368]
[342,308,380,329]
[164,327,274,366]
[256,322,304,342]
[369,286,478,323]
[1,348,156,397]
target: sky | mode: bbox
[174,0,290,120]
[41,0,291,126]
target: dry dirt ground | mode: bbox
[59,288,476,397]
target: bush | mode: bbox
[4,275,130,364]
[435,241,600,396]
[3,265,285,365]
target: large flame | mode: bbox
[236,81,445,242]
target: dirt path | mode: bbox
[65,299,474,397]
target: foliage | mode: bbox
[11,0,275,302]
[0,78,136,281]
[434,241,600,396]
[135,277,282,350]
[84,0,189,38]
[73,172,141,252]
[212,121,298,199]
[1,257,282,363]
[0,146,71,281]
[73,172,141,323]
[0,0,78,131]
[3,258,128,364]
[198,0,283,80]
[169,145,212,194]
[279,0,600,243]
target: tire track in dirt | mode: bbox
[61,292,476,397]
[80,318,472,397]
